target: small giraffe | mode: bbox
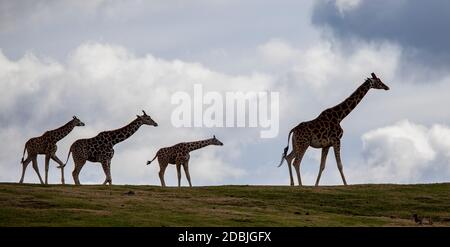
[278,73,390,186]
[62,111,157,185]
[146,136,223,187]
[19,116,85,185]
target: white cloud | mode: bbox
[0,51,63,115]
[352,120,450,183]
[255,38,401,134]
[429,125,450,159]
[189,149,246,184]
[257,38,400,93]
[258,39,300,65]
[335,0,361,15]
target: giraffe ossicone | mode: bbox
[278,73,390,186]
[147,135,224,187]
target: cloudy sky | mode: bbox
[1,0,450,186]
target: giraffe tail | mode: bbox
[146,153,158,165]
[58,148,72,169]
[20,145,27,164]
[277,129,293,167]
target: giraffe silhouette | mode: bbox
[278,73,390,186]
[19,116,85,184]
[147,136,223,187]
[62,111,158,185]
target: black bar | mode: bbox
[0,227,448,246]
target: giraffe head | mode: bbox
[210,135,224,146]
[137,110,158,127]
[72,116,85,126]
[367,72,389,90]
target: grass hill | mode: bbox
[0,183,449,226]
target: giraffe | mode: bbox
[146,136,223,187]
[61,111,157,185]
[19,116,85,185]
[278,73,390,186]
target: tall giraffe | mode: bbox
[19,116,85,184]
[278,73,389,186]
[62,111,157,185]
[147,136,223,187]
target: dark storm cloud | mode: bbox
[312,0,450,66]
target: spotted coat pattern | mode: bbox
[64,111,157,185]
[147,136,223,187]
[19,116,85,184]
[278,73,390,186]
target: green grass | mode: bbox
[0,183,449,226]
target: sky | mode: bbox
[1,0,450,186]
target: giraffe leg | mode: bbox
[44,155,50,185]
[100,161,109,185]
[183,160,192,187]
[292,158,301,186]
[107,160,112,185]
[292,145,308,186]
[292,153,305,186]
[315,147,330,186]
[176,163,182,188]
[60,166,65,185]
[51,155,65,184]
[72,160,86,185]
[333,141,348,186]
[285,152,295,186]
[19,156,33,183]
[101,160,112,185]
[101,162,108,185]
[158,162,168,187]
[32,157,44,185]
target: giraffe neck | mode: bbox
[186,139,213,152]
[45,120,76,143]
[107,118,143,146]
[330,80,371,122]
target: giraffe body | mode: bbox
[147,136,223,187]
[278,73,389,186]
[294,120,343,149]
[19,116,85,184]
[64,111,157,185]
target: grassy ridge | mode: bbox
[0,183,449,226]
